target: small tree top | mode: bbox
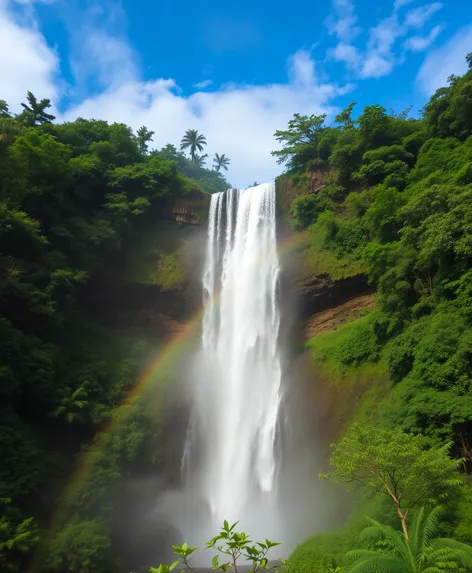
[322,424,462,517]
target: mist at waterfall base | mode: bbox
[144,183,334,566]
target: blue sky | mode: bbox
[2,0,472,187]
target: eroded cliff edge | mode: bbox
[82,189,209,339]
[276,173,386,453]
[276,172,374,338]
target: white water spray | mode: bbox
[184,182,283,537]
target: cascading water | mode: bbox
[183,182,283,540]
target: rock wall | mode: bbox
[83,196,208,339]
[276,173,381,452]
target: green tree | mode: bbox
[18,91,55,126]
[213,153,230,173]
[272,113,328,170]
[328,127,363,183]
[353,145,414,187]
[194,153,208,168]
[322,424,462,540]
[136,125,155,153]
[357,105,393,150]
[0,118,22,149]
[335,102,357,129]
[43,519,113,573]
[52,386,89,424]
[423,53,472,140]
[0,499,39,572]
[180,129,207,161]
[345,507,472,573]
[290,192,332,229]
[0,100,10,118]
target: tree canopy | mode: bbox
[323,424,461,539]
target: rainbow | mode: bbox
[33,228,307,569]
[53,303,206,519]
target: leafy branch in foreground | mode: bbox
[150,521,285,573]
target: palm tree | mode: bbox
[345,507,472,573]
[136,126,155,154]
[194,153,208,168]
[19,91,56,127]
[180,129,207,161]
[0,99,10,117]
[52,386,89,424]
[213,153,230,173]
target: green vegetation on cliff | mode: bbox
[0,94,215,571]
[275,53,472,572]
[275,51,472,454]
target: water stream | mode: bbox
[183,182,283,538]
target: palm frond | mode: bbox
[348,507,471,573]
[432,538,472,568]
[346,553,405,573]
[420,507,442,547]
[359,518,404,551]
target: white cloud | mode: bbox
[404,2,442,28]
[327,0,444,79]
[194,79,213,90]
[394,0,416,10]
[329,12,404,79]
[288,49,317,85]
[0,0,58,111]
[65,1,138,96]
[71,30,138,90]
[403,24,442,52]
[330,42,362,69]
[325,0,361,42]
[417,25,472,94]
[361,15,402,78]
[61,50,352,188]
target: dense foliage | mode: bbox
[274,52,472,573]
[343,507,472,573]
[274,52,472,461]
[0,93,229,572]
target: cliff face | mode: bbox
[294,272,374,333]
[84,194,209,339]
[276,174,381,451]
[276,174,374,336]
[166,189,210,225]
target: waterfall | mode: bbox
[184,182,283,538]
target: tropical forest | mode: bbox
[1,7,472,573]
